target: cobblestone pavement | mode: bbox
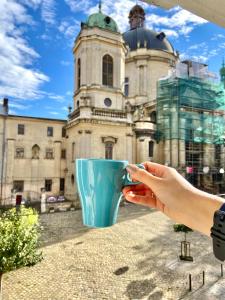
[2,204,225,300]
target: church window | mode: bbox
[15,147,24,158]
[77,100,80,107]
[45,179,52,192]
[104,98,112,107]
[77,58,81,89]
[62,127,66,137]
[102,54,113,87]
[124,77,129,96]
[60,178,65,192]
[105,142,113,159]
[46,148,54,159]
[71,174,75,184]
[149,141,154,157]
[18,124,25,135]
[32,144,40,159]
[61,149,66,159]
[13,180,24,192]
[47,126,53,137]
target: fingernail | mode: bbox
[126,164,138,175]
[127,191,135,197]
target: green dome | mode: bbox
[86,11,118,33]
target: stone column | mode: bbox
[126,134,133,163]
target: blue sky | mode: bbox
[1,0,225,119]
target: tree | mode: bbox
[173,224,193,261]
[0,207,43,300]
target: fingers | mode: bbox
[123,183,148,194]
[142,162,168,178]
[125,191,157,208]
[126,164,163,189]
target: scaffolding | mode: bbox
[156,61,225,192]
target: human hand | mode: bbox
[123,162,197,214]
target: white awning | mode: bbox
[142,0,225,28]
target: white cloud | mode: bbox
[188,42,207,50]
[41,0,56,25]
[49,111,59,115]
[9,102,30,110]
[64,0,92,12]
[159,29,178,39]
[59,20,80,39]
[211,34,225,41]
[146,8,207,36]
[61,60,72,66]
[0,0,49,100]
[21,0,56,25]
[48,94,65,102]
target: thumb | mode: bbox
[126,164,162,188]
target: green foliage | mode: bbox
[173,223,193,233]
[0,207,43,274]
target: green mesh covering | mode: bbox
[156,77,225,144]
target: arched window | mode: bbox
[149,141,154,157]
[102,54,113,87]
[32,144,40,159]
[77,58,81,89]
[105,142,113,159]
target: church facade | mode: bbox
[1,5,224,206]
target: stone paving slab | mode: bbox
[2,204,224,300]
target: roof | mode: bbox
[84,11,118,33]
[123,27,174,53]
[5,114,67,123]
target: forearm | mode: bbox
[164,189,224,236]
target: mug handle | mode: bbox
[123,164,145,186]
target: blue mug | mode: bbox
[75,159,143,228]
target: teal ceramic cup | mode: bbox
[76,159,143,228]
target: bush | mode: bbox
[0,207,43,274]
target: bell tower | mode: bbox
[72,5,126,117]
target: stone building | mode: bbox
[0,4,178,206]
[1,4,224,206]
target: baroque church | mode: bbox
[2,4,223,206]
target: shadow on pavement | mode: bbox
[39,203,152,248]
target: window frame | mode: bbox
[45,179,52,192]
[77,58,81,89]
[45,148,54,159]
[47,126,53,137]
[15,147,24,158]
[13,180,24,192]
[61,149,66,159]
[18,124,25,135]
[105,142,113,160]
[102,54,113,87]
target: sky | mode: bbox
[1,0,225,119]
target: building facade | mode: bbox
[0,4,224,206]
